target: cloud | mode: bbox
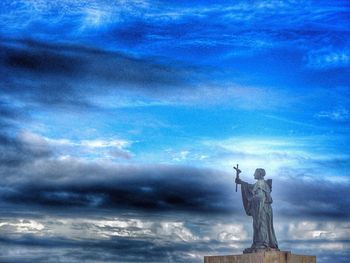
[108,149,133,160]
[0,214,349,263]
[0,216,198,242]
[0,234,348,263]
[285,221,350,241]
[1,131,349,220]
[0,234,209,263]
[0,148,349,221]
[45,135,133,160]
[145,136,350,220]
[0,101,26,130]
[0,213,250,262]
[316,107,350,122]
[196,136,350,178]
[0,219,45,234]
[0,38,194,109]
[0,158,236,214]
[0,38,302,114]
[0,130,349,262]
[80,139,129,149]
[212,223,248,242]
[0,131,52,167]
[2,0,349,70]
[273,176,350,220]
[307,49,350,70]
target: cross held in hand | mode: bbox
[234,164,241,192]
[233,164,241,174]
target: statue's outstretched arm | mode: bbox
[235,178,247,185]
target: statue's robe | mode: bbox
[241,179,278,249]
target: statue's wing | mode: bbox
[266,179,272,192]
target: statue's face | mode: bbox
[254,170,259,179]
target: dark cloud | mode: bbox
[0,102,21,120]
[0,38,196,109]
[280,240,350,263]
[0,234,216,263]
[0,102,24,129]
[109,149,132,160]
[0,230,348,263]
[3,43,80,75]
[274,177,350,219]
[1,163,236,214]
[1,151,349,220]
[0,132,52,168]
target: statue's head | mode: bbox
[254,168,266,179]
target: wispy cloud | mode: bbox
[1,0,349,64]
[1,38,304,111]
[307,49,350,69]
[0,39,192,106]
[316,107,350,122]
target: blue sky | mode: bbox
[0,0,349,262]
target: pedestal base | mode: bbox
[204,251,316,263]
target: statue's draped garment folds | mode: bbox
[240,179,278,250]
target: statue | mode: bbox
[234,165,279,253]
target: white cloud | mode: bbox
[163,84,293,110]
[18,131,133,161]
[199,137,304,176]
[316,107,350,122]
[90,83,292,110]
[194,136,350,181]
[307,49,350,69]
[19,131,50,152]
[158,222,196,241]
[82,7,111,28]
[0,216,197,242]
[80,139,129,149]
[0,219,45,234]
[211,223,248,242]
[287,221,350,241]
[172,150,190,162]
[1,214,349,261]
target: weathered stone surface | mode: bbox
[204,251,316,263]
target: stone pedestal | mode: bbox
[204,251,316,263]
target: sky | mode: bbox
[0,0,349,262]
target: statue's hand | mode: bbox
[235,177,242,184]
